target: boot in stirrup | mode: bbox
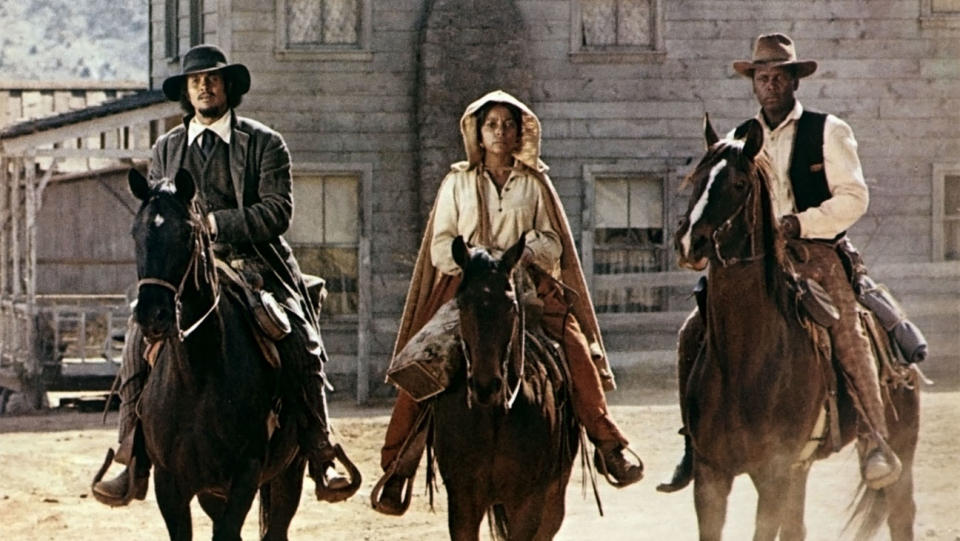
[594,441,644,487]
[657,428,693,493]
[371,472,414,516]
[861,438,902,490]
[91,450,149,507]
[307,441,362,502]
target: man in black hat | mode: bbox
[92,44,356,505]
[658,33,906,493]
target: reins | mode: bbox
[137,203,220,341]
[459,264,527,412]
[710,171,766,268]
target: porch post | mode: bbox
[0,155,8,297]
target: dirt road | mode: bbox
[0,387,957,540]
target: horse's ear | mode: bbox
[452,235,470,270]
[704,113,719,149]
[500,234,526,272]
[742,119,764,160]
[128,169,151,201]
[174,169,197,203]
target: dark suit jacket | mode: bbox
[149,111,317,326]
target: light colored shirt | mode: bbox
[187,110,232,146]
[738,101,869,240]
[430,167,563,277]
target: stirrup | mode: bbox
[91,449,146,507]
[594,444,644,488]
[862,446,902,490]
[371,472,415,516]
[313,443,361,503]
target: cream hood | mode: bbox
[458,89,548,173]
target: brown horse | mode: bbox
[429,235,580,540]
[673,117,919,541]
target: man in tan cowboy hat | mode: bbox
[658,33,904,493]
[92,44,357,505]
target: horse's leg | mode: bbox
[778,467,810,541]
[197,493,226,522]
[154,467,193,541]
[885,386,919,541]
[749,463,803,541]
[212,457,262,541]
[259,457,306,541]
[531,479,568,541]
[498,490,548,541]
[446,485,485,541]
[694,460,734,541]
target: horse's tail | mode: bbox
[843,482,888,541]
[486,504,509,541]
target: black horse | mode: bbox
[116,168,353,540]
[430,235,580,540]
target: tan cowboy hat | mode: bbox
[733,33,817,78]
[161,44,251,101]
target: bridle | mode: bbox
[459,268,526,411]
[136,205,220,341]
[706,162,765,268]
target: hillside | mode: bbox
[0,0,148,82]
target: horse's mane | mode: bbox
[750,152,793,315]
[685,140,792,314]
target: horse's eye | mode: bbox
[733,180,748,192]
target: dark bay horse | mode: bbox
[123,168,319,540]
[430,235,580,540]
[673,117,920,541]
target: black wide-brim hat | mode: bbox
[161,44,251,101]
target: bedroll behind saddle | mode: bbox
[386,270,559,402]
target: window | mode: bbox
[570,0,665,63]
[591,174,666,312]
[189,0,204,47]
[933,165,960,261]
[165,0,178,58]
[286,173,359,317]
[275,0,372,61]
[921,0,960,28]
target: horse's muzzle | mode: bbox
[135,306,175,341]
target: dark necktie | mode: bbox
[200,130,216,159]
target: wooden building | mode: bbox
[2,0,959,405]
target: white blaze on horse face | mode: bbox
[680,159,727,257]
[157,178,176,194]
[153,213,165,228]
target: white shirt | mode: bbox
[736,101,869,240]
[187,110,232,147]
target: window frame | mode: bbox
[189,0,204,47]
[932,163,960,261]
[274,0,374,62]
[290,162,372,323]
[921,0,960,29]
[569,0,666,64]
[164,0,179,60]
[581,162,673,307]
